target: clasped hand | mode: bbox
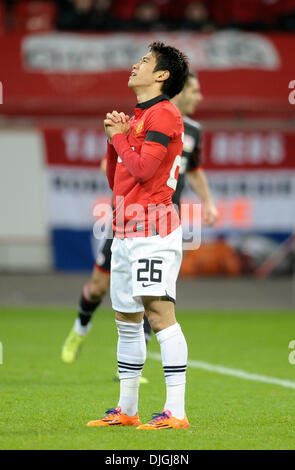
[104,110,131,143]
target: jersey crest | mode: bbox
[134,120,144,135]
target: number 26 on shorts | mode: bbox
[137,259,163,283]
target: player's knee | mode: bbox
[88,278,109,301]
[145,309,174,333]
[146,312,160,332]
[115,311,144,323]
[146,312,169,333]
[143,296,176,333]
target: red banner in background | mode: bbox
[1,31,295,118]
[42,126,295,170]
[202,131,295,170]
[42,127,106,167]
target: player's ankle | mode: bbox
[74,318,92,336]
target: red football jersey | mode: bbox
[108,94,184,238]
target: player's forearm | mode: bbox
[106,142,117,189]
[186,168,214,204]
[112,134,162,183]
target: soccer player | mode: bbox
[61,72,217,371]
[85,41,191,430]
[171,71,218,227]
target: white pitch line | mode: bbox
[148,352,295,390]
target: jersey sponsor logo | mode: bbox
[142,282,156,287]
[134,120,144,135]
[183,134,195,153]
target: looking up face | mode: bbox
[128,52,165,91]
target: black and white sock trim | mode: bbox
[117,361,144,374]
[163,365,187,378]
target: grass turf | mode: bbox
[0,306,295,450]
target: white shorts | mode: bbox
[110,226,182,313]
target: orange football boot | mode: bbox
[137,410,190,430]
[86,406,141,427]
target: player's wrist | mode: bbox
[111,132,124,137]
[203,198,215,208]
[111,132,125,144]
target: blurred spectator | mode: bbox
[56,0,92,31]
[111,0,171,22]
[178,1,214,31]
[13,0,57,32]
[56,0,118,31]
[93,0,118,29]
[126,0,168,31]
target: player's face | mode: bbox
[180,77,203,115]
[128,52,159,89]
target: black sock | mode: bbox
[78,294,101,326]
[143,314,152,345]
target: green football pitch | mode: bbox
[0,306,295,450]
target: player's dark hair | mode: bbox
[149,41,189,99]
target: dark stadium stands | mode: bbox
[1,0,294,33]
[12,0,57,32]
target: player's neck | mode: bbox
[134,86,164,105]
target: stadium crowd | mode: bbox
[0,0,295,34]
